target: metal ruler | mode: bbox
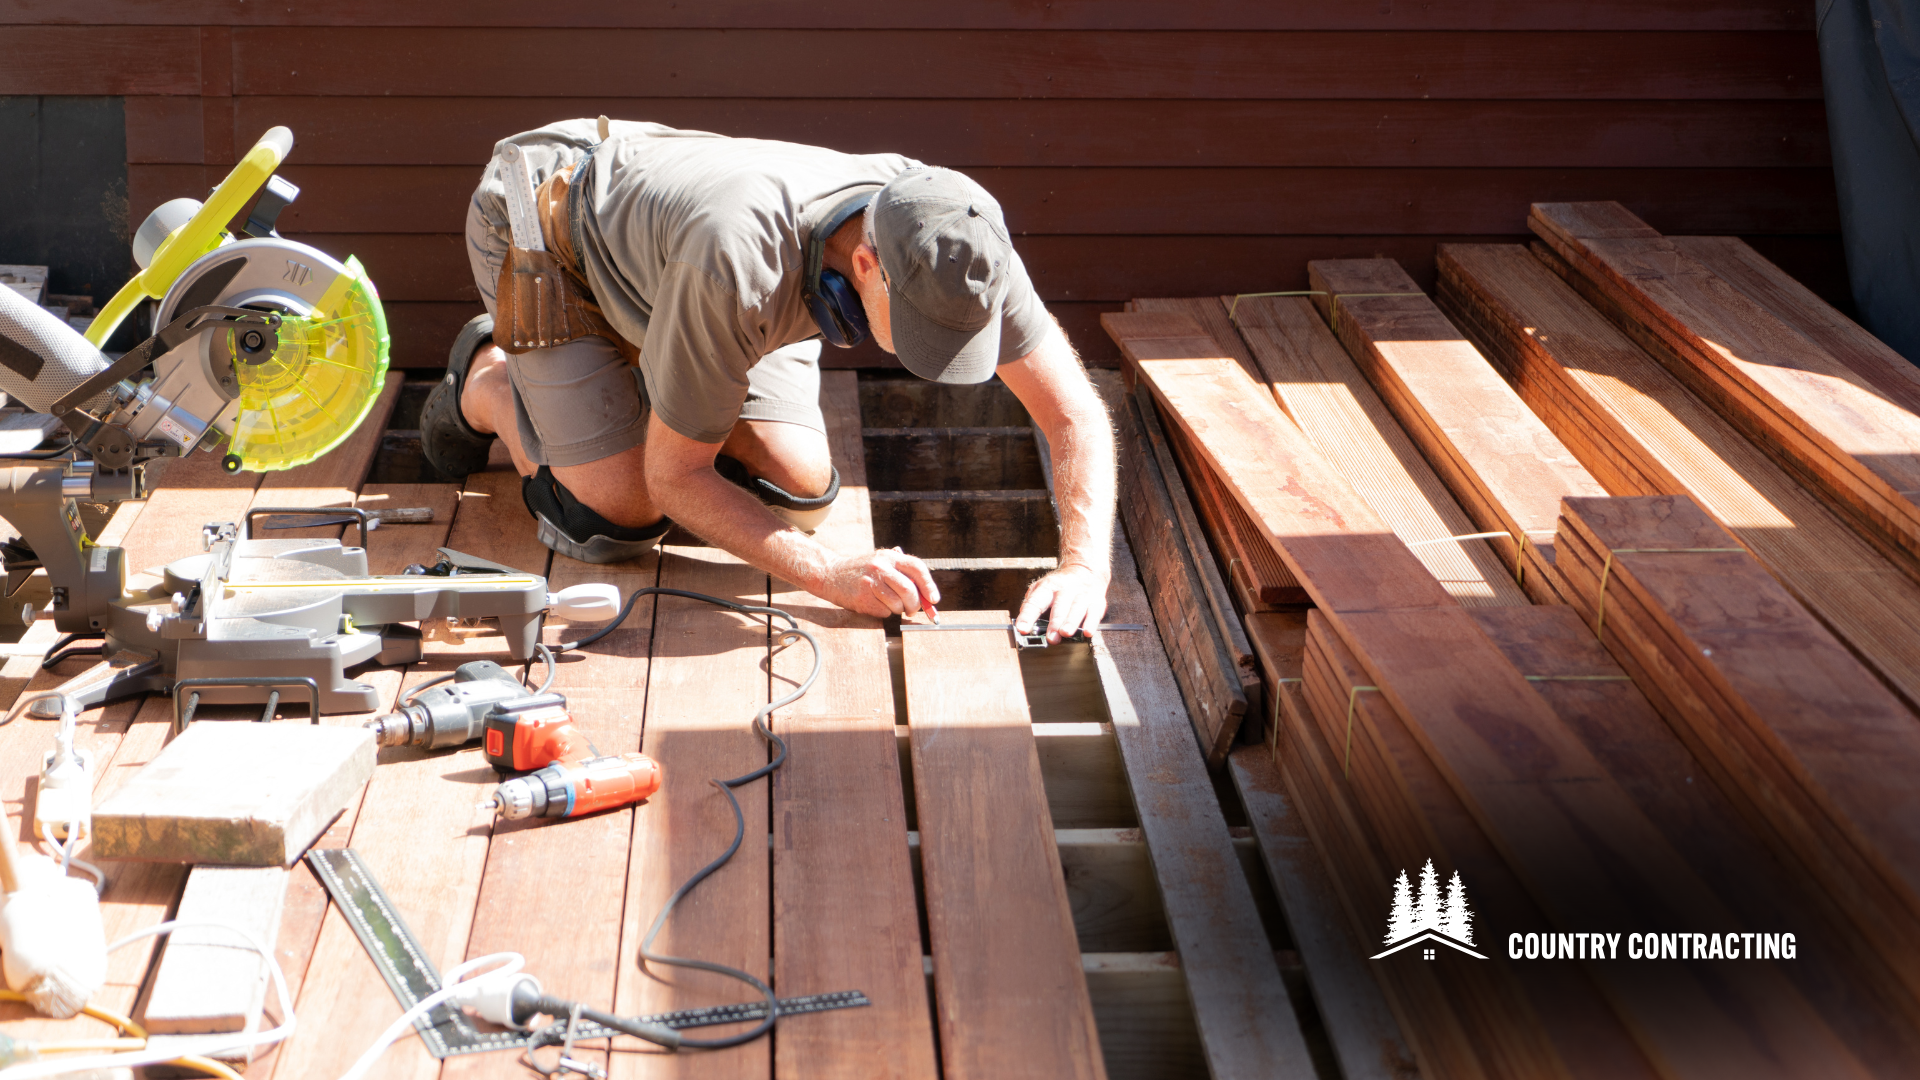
[307,847,870,1057]
[498,143,546,252]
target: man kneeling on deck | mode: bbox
[422,119,1115,640]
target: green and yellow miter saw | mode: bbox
[0,128,592,716]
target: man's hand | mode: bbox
[1016,562,1111,643]
[820,547,942,619]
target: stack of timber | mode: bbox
[1114,362,1262,764]
[1103,310,1906,1080]
[1551,495,1920,1023]
[1529,201,1920,578]
[1436,241,1920,713]
[1303,262,1608,605]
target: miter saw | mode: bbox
[0,127,602,715]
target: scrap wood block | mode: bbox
[1114,390,1248,766]
[1530,202,1920,579]
[1306,259,1605,605]
[1103,312,1877,1080]
[903,610,1105,1080]
[1555,494,1920,1010]
[1229,292,1530,608]
[92,722,375,865]
[143,866,289,1034]
[1438,242,1920,715]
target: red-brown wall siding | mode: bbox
[0,3,1835,368]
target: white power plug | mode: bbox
[548,583,621,623]
[447,965,543,1030]
[34,744,94,842]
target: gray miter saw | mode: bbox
[0,127,609,715]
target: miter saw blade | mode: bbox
[155,237,389,472]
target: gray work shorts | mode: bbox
[464,194,824,469]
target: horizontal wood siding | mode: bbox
[1,9,1836,367]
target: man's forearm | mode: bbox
[1040,394,1116,576]
[652,466,836,591]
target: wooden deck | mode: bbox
[0,370,1348,1079]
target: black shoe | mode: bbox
[420,314,498,479]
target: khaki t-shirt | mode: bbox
[484,120,1054,443]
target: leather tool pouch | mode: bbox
[494,245,605,354]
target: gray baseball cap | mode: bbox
[870,167,1013,384]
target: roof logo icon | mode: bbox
[1372,859,1487,960]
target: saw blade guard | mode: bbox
[155,239,390,472]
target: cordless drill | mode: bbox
[365,660,662,818]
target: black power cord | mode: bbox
[535,587,822,1052]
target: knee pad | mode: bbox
[522,466,673,564]
[713,455,840,533]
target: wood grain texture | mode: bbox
[3,3,1817,31]
[1231,293,1531,607]
[225,163,1843,238]
[768,370,937,1080]
[1114,392,1248,764]
[610,544,772,1080]
[222,29,1819,100]
[1556,494,1920,1009]
[144,866,288,1034]
[1106,314,1878,1080]
[1468,604,1920,1068]
[904,610,1105,1080]
[153,97,1833,169]
[1437,242,1920,714]
[1078,371,1316,1078]
[1530,202,1920,578]
[1308,260,1605,603]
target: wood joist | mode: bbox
[1306,260,1606,604]
[1529,202,1920,581]
[1435,242,1920,714]
[1552,494,1920,1017]
[1102,310,1878,1080]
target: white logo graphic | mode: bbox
[1372,859,1487,960]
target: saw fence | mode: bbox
[1102,200,1920,1080]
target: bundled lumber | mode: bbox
[1307,260,1607,604]
[1114,386,1255,765]
[1103,311,1871,1080]
[1554,494,1920,1009]
[1437,242,1920,714]
[1130,297,1308,610]
[1227,294,1527,608]
[1530,202,1920,579]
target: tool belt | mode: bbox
[493,166,639,363]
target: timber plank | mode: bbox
[203,97,1831,170]
[1105,314,1877,1080]
[1469,604,1920,1068]
[228,28,1819,100]
[768,370,937,1079]
[609,543,772,1079]
[144,867,289,1033]
[1080,372,1316,1078]
[1230,293,1530,607]
[1530,202,1920,576]
[1,3,1816,31]
[1672,235,1920,418]
[1556,495,1920,998]
[903,609,1105,1080]
[1114,392,1248,764]
[1306,260,1605,602]
[1436,243,1920,713]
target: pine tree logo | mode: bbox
[1372,860,1487,960]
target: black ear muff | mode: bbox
[807,269,868,348]
[805,188,879,348]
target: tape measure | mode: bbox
[307,847,870,1057]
